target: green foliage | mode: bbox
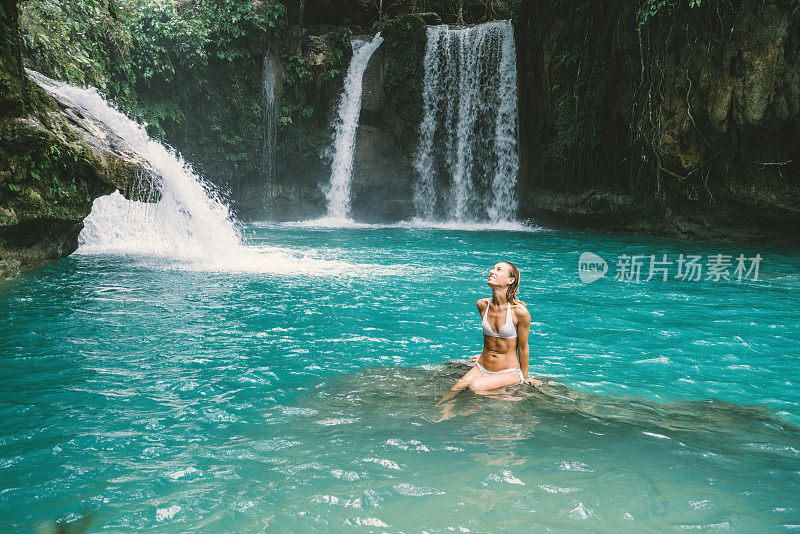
[370,14,393,33]
[123,1,209,139]
[638,0,703,25]
[129,1,207,85]
[546,47,607,164]
[23,144,87,199]
[19,0,135,100]
[280,51,315,126]
[280,28,350,124]
[19,0,289,197]
[1,0,27,114]
[194,0,284,62]
[1,137,94,220]
[326,27,351,80]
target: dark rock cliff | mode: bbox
[514,0,800,242]
[270,29,352,220]
[349,15,427,222]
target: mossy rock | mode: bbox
[378,14,427,155]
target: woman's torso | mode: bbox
[479,299,519,371]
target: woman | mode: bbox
[443,261,542,401]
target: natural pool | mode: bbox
[2,224,799,532]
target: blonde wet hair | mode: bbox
[501,261,524,305]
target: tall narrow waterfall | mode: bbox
[29,71,242,260]
[324,33,383,220]
[261,53,277,201]
[414,21,519,223]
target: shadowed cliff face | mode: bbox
[0,0,158,279]
[0,0,25,116]
[272,2,798,240]
[514,0,800,242]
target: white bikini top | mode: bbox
[481,299,517,339]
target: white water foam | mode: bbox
[324,33,384,220]
[399,218,541,233]
[172,244,407,276]
[265,218,546,233]
[290,216,377,229]
[77,193,405,276]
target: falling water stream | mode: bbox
[27,71,396,276]
[414,21,519,223]
[261,53,277,204]
[324,33,384,220]
[29,71,243,259]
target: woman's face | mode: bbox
[487,262,514,288]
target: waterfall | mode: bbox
[413,21,519,223]
[29,72,243,260]
[261,53,277,203]
[324,33,383,220]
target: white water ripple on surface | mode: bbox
[268,217,546,232]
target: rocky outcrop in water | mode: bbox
[0,0,156,279]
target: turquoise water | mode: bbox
[2,225,799,532]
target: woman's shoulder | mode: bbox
[475,297,490,308]
[512,301,530,316]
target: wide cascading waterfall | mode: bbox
[30,73,243,260]
[261,53,277,204]
[414,21,519,223]
[324,33,383,220]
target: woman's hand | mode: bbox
[468,355,479,364]
[525,377,543,387]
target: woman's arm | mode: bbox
[469,299,487,364]
[515,305,532,378]
[476,298,487,316]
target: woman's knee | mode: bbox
[468,380,485,393]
